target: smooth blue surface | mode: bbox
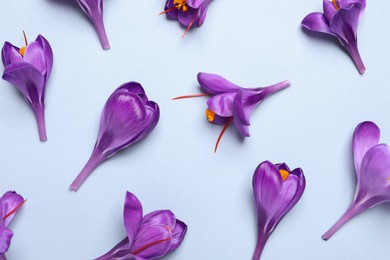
[1,0,390,259]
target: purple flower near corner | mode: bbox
[0,191,26,258]
[76,0,110,49]
[160,0,212,38]
[69,82,160,191]
[2,32,53,142]
[173,73,290,152]
[302,0,366,74]
[95,191,187,260]
[322,121,390,240]
[252,161,305,260]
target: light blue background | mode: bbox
[1,0,390,259]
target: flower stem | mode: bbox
[93,17,110,50]
[69,152,103,191]
[261,80,291,97]
[347,44,366,74]
[32,103,47,142]
[252,232,268,260]
[0,254,7,260]
[322,203,364,241]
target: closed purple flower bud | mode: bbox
[252,161,305,260]
[302,0,366,74]
[173,73,290,152]
[76,0,110,49]
[95,192,187,260]
[322,121,390,240]
[69,82,160,191]
[1,33,53,142]
[160,0,212,38]
[0,191,26,258]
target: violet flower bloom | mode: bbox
[95,192,187,260]
[173,73,290,152]
[302,0,366,74]
[160,0,211,38]
[322,121,390,240]
[76,0,110,49]
[0,191,26,258]
[252,161,305,260]
[2,32,53,141]
[69,82,160,191]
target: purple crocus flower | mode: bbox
[160,0,212,38]
[302,0,366,74]
[69,82,160,191]
[252,161,305,260]
[0,191,26,259]
[322,121,390,240]
[173,73,290,152]
[95,191,187,260]
[2,32,53,141]
[76,0,110,49]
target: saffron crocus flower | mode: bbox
[0,191,26,258]
[160,0,212,38]
[322,121,390,240]
[76,0,110,49]
[173,73,290,152]
[69,82,160,191]
[252,161,305,260]
[95,191,187,260]
[2,32,53,141]
[302,0,366,74]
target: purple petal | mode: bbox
[0,226,13,254]
[22,41,46,75]
[233,120,250,137]
[187,0,204,8]
[302,12,335,36]
[353,121,380,178]
[164,0,178,19]
[35,35,53,81]
[275,163,291,173]
[130,225,172,259]
[178,7,198,27]
[209,114,230,125]
[323,0,337,22]
[2,42,23,67]
[166,219,187,254]
[197,73,240,94]
[124,192,143,246]
[207,92,236,117]
[135,101,160,142]
[195,0,211,27]
[141,210,176,229]
[1,192,24,227]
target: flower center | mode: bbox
[19,31,28,57]
[331,0,340,10]
[279,170,289,181]
[174,0,188,12]
[205,109,215,122]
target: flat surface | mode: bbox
[1,0,390,259]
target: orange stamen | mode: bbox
[159,6,177,15]
[182,16,196,39]
[2,199,27,220]
[332,0,340,10]
[279,170,289,181]
[214,117,233,153]
[172,93,210,100]
[131,238,172,255]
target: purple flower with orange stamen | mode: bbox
[95,191,187,260]
[173,73,290,152]
[302,0,366,74]
[322,121,390,240]
[252,161,305,260]
[2,32,53,141]
[69,82,160,191]
[76,0,110,49]
[160,0,212,38]
[0,191,26,258]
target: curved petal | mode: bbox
[22,41,46,75]
[209,114,230,125]
[275,163,291,173]
[0,226,13,254]
[178,7,198,27]
[124,192,143,246]
[1,191,24,227]
[35,35,53,80]
[140,210,176,231]
[187,0,204,8]
[353,121,380,178]
[356,144,390,203]
[164,0,179,19]
[207,92,236,117]
[2,42,23,67]
[134,101,160,142]
[323,0,337,22]
[195,0,211,27]
[197,73,240,94]
[233,119,250,137]
[2,62,46,104]
[166,219,187,254]
[301,12,335,36]
[232,89,261,126]
[130,225,172,259]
